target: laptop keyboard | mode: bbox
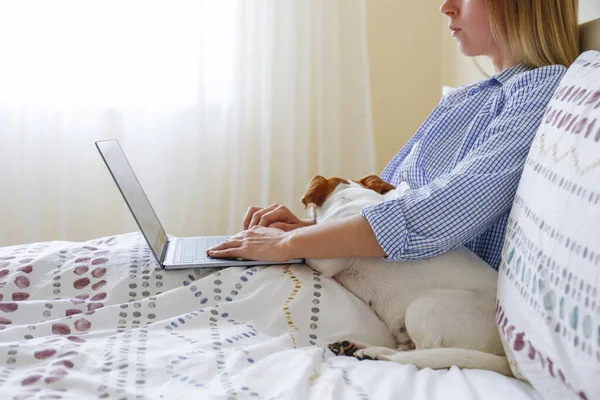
[175,237,228,264]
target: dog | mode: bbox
[301,175,512,377]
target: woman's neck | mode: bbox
[492,55,519,73]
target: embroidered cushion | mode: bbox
[496,51,600,400]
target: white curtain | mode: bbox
[0,0,376,246]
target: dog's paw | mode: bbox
[328,340,368,356]
[353,346,399,361]
[396,340,416,351]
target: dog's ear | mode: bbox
[301,175,329,208]
[301,175,349,208]
[356,175,396,194]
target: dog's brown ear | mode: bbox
[301,175,329,208]
[301,175,349,208]
[356,175,396,195]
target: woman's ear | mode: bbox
[301,175,349,208]
[356,175,396,194]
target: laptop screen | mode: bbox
[95,140,168,263]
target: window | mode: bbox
[0,0,236,107]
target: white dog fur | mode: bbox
[305,180,512,376]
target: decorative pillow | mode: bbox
[496,51,600,400]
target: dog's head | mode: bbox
[300,174,396,209]
[300,175,350,208]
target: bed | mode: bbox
[1,18,599,400]
[0,233,537,400]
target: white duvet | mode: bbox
[0,233,541,400]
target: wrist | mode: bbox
[284,230,302,260]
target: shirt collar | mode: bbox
[441,63,532,106]
[489,63,531,86]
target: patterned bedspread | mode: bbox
[0,233,540,400]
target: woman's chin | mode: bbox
[457,44,483,58]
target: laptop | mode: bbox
[95,139,305,269]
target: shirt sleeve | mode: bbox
[361,67,565,262]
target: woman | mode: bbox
[208,0,579,270]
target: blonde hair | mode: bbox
[486,0,580,68]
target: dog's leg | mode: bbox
[330,321,414,360]
[328,340,376,357]
[390,319,416,351]
[403,288,502,353]
[350,320,413,361]
[352,289,511,375]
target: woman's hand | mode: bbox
[243,204,314,231]
[208,214,386,262]
[207,226,294,262]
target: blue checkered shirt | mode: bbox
[362,63,566,269]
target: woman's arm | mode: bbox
[363,67,566,263]
[207,214,385,261]
[286,214,386,259]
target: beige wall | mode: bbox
[366,1,444,173]
[367,1,600,172]
[580,0,600,23]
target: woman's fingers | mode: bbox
[208,233,252,259]
[207,248,242,259]
[257,208,286,227]
[269,222,296,232]
[257,205,297,228]
[248,204,279,229]
[243,206,262,230]
[206,225,291,262]
[207,239,243,252]
[244,204,300,231]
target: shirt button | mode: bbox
[402,171,409,180]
